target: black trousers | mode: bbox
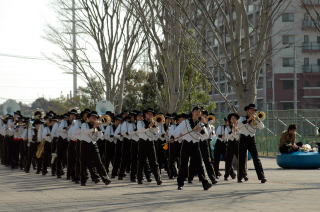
[137,139,161,182]
[74,141,81,181]
[97,139,105,161]
[167,142,179,179]
[213,139,226,175]
[155,139,166,170]
[42,141,52,174]
[0,135,4,165]
[224,140,238,179]
[67,141,77,180]
[111,141,123,177]
[54,137,64,176]
[119,138,131,177]
[177,141,209,188]
[10,139,20,169]
[104,140,115,173]
[25,142,39,172]
[238,134,265,181]
[19,140,28,169]
[199,139,216,182]
[80,141,110,184]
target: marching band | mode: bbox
[0,103,267,191]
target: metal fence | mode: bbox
[215,109,320,157]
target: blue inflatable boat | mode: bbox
[277,152,320,169]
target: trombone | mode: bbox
[250,111,266,126]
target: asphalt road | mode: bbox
[0,158,319,212]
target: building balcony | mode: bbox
[302,0,320,6]
[302,42,320,52]
[302,64,320,73]
[302,20,320,30]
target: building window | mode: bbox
[282,13,294,22]
[283,80,294,89]
[304,58,309,65]
[282,102,294,110]
[318,59,320,65]
[282,35,295,45]
[267,81,272,89]
[317,36,320,43]
[283,58,295,67]
[304,35,309,43]
[304,80,311,87]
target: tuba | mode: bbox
[96,100,115,115]
[2,100,21,115]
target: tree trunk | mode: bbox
[236,83,257,115]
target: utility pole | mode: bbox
[293,44,298,116]
[63,0,80,98]
[72,0,77,98]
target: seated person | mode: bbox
[279,124,302,153]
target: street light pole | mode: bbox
[293,44,298,115]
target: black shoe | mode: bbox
[25,170,30,173]
[237,179,243,183]
[188,180,192,184]
[130,178,136,183]
[57,175,62,179]
[51,173,56,176]
[261,178,267,184]
[146,178,152,182]
[216,171,222,177]
[224,177,228,181]
[211,178,218,184]
[157,180,162,185]
[36,171,40,174]
[66,176,70,180]
[81,182,86,186]
[42,172,47,176]
[93,178,100,184]
[138,180,143,184]
[118,176,123,180]
[230,172,236,180]
[111,175,116,179]
[203,183,212,191]
[75,180,80,184]
[177,186,183,190]
[104,179,111,185]
[244,176,249,181]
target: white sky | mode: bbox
[0,0,85,105]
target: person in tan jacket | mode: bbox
[279,124,301,153]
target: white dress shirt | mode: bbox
[238,116,264,137]
[225,126,240,141]
[42,125,53,143]
[173,119,208,143]
[80,122,103,144]
[136,120,160,141]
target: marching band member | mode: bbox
[166,114,178,179]
[66,109,80,181]
[198,111,217,185]
[80,111,111,186]
[127,111,139,182]
[214,117,229,178]
[0,116,4,165]
[104,115,119,174]
[57,113,70,174]
[174,106,212,191]
[24,119,42,173]
[136,108,162,185]
[224,113,240,181]
[111,116,123,178]
[238,104,267,183]
[41,115,56,176]
[118,114,131,180]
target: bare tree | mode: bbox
[170,0,287,113]
[46,0,146,112]
[127,0,205,113]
